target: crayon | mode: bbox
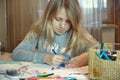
[37,73,54,77]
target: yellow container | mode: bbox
[89,43,120,80]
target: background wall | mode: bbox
[0,0,48,52]
[6,0,40,52]
[0,0,7,51]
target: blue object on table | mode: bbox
[65,77,77,80]
[59,63,65,67]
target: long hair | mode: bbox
[27,0,97,55]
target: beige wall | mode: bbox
[102,28,115,43]
[0,0,7,48]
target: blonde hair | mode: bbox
[27,0,97,54]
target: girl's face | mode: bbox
[52,7,71,35]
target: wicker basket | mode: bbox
[89,43,120,80]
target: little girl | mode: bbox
[12,0,97,68]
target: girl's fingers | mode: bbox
[52,55,66,66]
[65,58,80,68]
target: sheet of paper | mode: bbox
[0,61,88,80]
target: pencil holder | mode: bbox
[89,43,120,80]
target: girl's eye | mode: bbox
[55,17,61,21]
[55,17,71,24]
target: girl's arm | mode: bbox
[12,34,39,62]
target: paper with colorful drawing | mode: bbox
[0,61,88,80]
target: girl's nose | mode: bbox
[60,21,66,28]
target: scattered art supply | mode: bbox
[19,78,26,80]
[0,61,88,80]
[69,72,89,75]
[65,77,76,80]
[37,72,54,77]
[27,76,37,80]
[37,78,57,80]
[6,69,18,76]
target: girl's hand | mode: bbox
[52,55,66,66]
[65,52,89,68]
[43,54,66,66]
[0,52,12,61]
[65,56,81,68]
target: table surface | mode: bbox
[0,52,89,80]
